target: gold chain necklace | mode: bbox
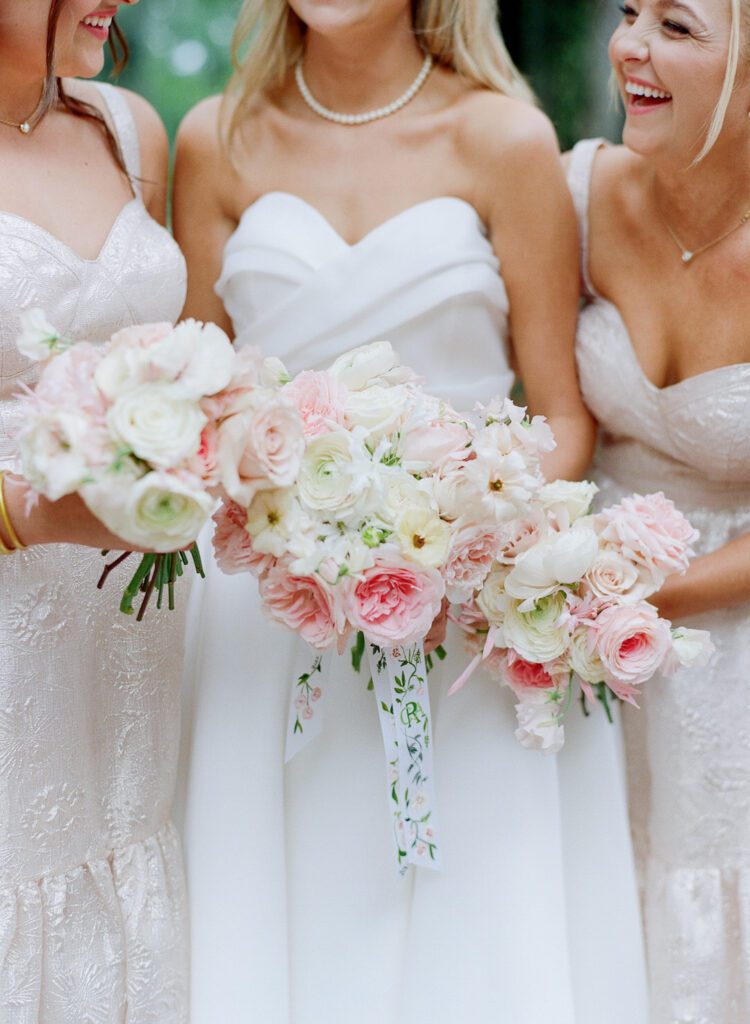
[0,87,45,136]
[655,189,750,265]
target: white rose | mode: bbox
[107,383,207,468]
[476,565,511,627]
[329,341,407,391]
[661,628,716,674]
[513,689,566,754]
[540,480,599,526]
[569,626,606,685]
[344,383,412,440]
[585,547,657,604]
[396,507,451,568]
[19,409,95,500]
[503,592,569,664]
[297,430,377,516]
[83,471,213,551]
[505,523,600,612]
[16,308,66,361]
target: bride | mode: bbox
[174,1,648,1020]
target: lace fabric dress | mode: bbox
[0,84,189,1023]
[568,138,750,1024]
[180,191,649,1024]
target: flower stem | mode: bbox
[120,554,157,615]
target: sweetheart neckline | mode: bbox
[233,192,486,250]
[589,295,750,394]
[0,198,145,265]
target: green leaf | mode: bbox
[351,631,366,673]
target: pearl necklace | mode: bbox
[295,54,433,126]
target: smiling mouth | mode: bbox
[81,13,114,39]
[625,81,673,110]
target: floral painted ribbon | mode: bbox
[285,651,327,763]
[368,642,441,872]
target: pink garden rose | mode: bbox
[284,370,347,439]
[218,394,304,506]
[594,602,673,698]
[597,493,698,580]
[259,562,340,650]
[344,558,445,647]
[213,500,274,577]
[443,523,501,601]
[504,651,558,692]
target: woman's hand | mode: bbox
[3,475,138,552]
[651,533,750,621]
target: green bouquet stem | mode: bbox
[97,543,206,620]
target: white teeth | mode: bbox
[625,81,672,100]
[82,15,113,28]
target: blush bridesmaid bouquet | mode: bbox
[212,339,555,869]
[453,484,714,753]
[14,309,304,618]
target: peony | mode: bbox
[344,557,445,647]
[443,523,501,602]
[213,500,274,577]
[597,492,698,580]
[259,562,339,650]
[585,547,658,604]
[395,508,451,569]
[218,393,304,506]
[594,602,673,695]
[513,689,565,754]
[84,470,214,551]
[505,523,600,611]
[16,308,66,361]
[284,370,347,439]
[503,592,569,665]
[106,383,207,469]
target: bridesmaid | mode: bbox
[0,2,189,1021]
[174,1,647,1022]
[567,0,750,1020]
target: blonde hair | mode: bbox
[694,0,745,161]
[225,0,535,144]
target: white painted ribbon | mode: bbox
[368,641,441,872]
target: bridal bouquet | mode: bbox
[213,340,555,868]
[15,309,303,618]
[453,484,714,753]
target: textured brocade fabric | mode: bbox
[0,83,189,1023]
[569,138,750,1024]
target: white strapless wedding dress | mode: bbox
[179,192,648,1023]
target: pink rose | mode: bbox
[594,602,673,698]
[187,423,221,485]
[597,493,698,580]
[344,558,445,647]
[212,500,274,577]
[284,370,346,439]
[494,515,546,565]
[259,562,340,650]
[218,394,304,506]
[504,651,557,692]
[443,524,501,601]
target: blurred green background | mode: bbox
[105,0,622,148]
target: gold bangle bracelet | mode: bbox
[0,471,26,552]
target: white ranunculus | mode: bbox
[84,471,213,550]
[513,689,565,754]
[539,480,599,526]
[569,626,606,685]
[505,523,600,612]
[16,308,66,362]
[297,430,377,516]
[503,592,569,664]
[19,410,95,500]
[107,383,207,469]
[476,565,511,627]
[662,628,716,674]
[329,341,403,391]
[396,507,451,569]
[586,547,657,604]
[344,383,412,440]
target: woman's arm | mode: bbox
[173,97,238,332]
[472,99,596,481]
[119,87,170,226]
[654,533,750,620]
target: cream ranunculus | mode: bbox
[505,523,600,612]
[297,430,377,516]
[503,592,569,664]
[396,507,451,568]
[107,383,207,468]
[476,564,510,628]
[568,626,606,685]
[84,471,213,551]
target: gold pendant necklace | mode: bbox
[0,87,45,136]
[656,192,750,265]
